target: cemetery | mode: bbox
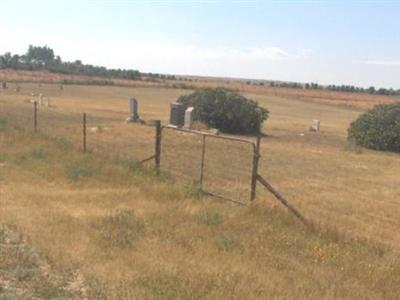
[1,82,400,299]
[1,2,399,298]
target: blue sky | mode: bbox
[1,1,400,88]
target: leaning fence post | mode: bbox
[154,120,161,174]
[250,134,261,201]
[199,134,206,187]
[83,112,87,153]
[34,101,38,132]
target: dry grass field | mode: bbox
[1,81,400,299]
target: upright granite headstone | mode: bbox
[184,107,194,129]
[169,103,185,127]
[126,97,140,122]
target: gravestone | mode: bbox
[209,128,220,135]
[169,103,185,127]
[184,107,194,129]
[1,82,6,89]
[126,97,140,122]
[309,120,320,132]
[43,97,50,107]
[38,94,44,106]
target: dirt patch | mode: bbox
[0,225,86,299]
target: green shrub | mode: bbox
[178,88,268,134]
[348,104,400,152]
[97,209,145,248]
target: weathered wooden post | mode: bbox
[250,134,261,201]
[256,174,308,225]
[199,134,206,187]
[154,120,161,174]
[83,113,87,153]
[34,101,38,132]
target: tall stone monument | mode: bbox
[126,97,140,122]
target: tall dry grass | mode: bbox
[1,83,400,298]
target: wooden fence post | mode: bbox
[199,135,206,187]
[154,120,161,174]
[256,174,308,225]
[250,134,261,201]
[34,101,38,132]
[83,112,87,153]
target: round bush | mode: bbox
[348,103,400,152]
[177,88,269,134]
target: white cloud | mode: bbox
[363,60,400,66]
[69,42,294,65]
[0,28,308,80]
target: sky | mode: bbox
[0,1,400,88]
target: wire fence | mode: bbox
[1,100,259,204]
[161,127,255,202]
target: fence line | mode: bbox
[1,99,309,220]
[1,101,258,203]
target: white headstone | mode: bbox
[209,128,220,135]
[38,94,44,106]
[310,120,320,132]
[184,107,194,129]
[44,97,50,107]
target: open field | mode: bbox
[1,82,400,298]
[2,69,399,109]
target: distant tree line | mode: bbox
[1,46,398,96]
[0,45,176,81]
[246,80,400,97]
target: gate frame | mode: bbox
[157,125,260,202]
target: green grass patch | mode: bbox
[30,148,47,160]
[197,209,223,226]
[14,148,48,164]
[121,158,141,174]
[215,234,242,252]
[33,279,72,299]
[53,136,73,151]
[0,153,7,162]
[0,117,7,130]
[185,183,204,199]
[66,161,94,180]
[96,209,145,248]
